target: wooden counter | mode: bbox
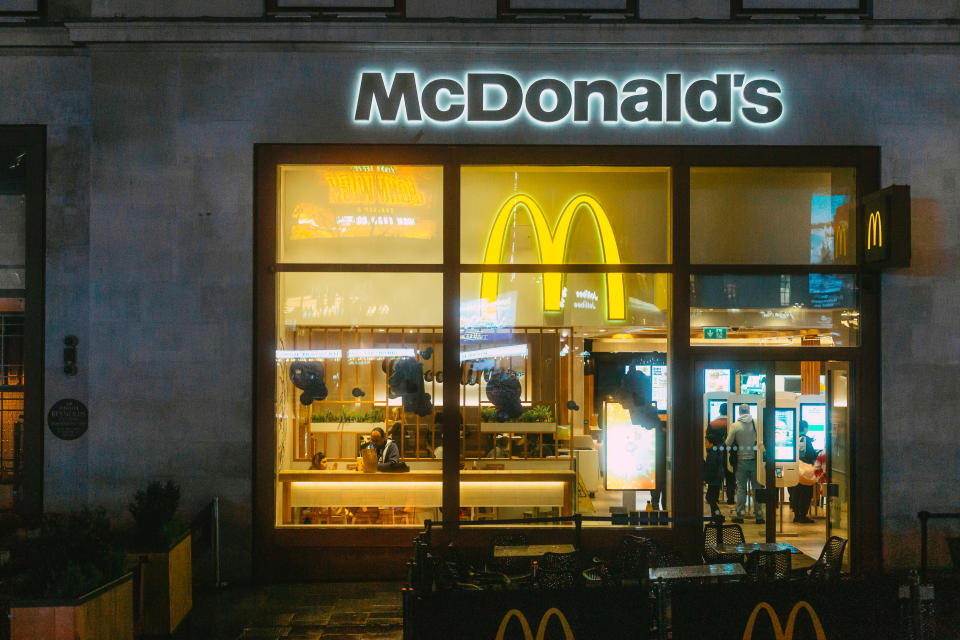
[278,469,576,524]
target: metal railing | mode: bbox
[191,496,228,588]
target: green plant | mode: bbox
[518,405,554,423]
[311,406,385,423]
[5,508,125,599]
[481,404,554,423]
[128,480,184,551]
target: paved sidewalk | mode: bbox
[187,581,404,640]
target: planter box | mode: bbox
[310,421,386,433]
[480,422,557,433]
[126,531,192,637]
[11,572,134,640]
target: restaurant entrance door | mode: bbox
[695,359,853,563]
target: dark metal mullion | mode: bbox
[670,164,698,559]
[273,263,443,273]
[458,263,671,273]
[689,264,859,275]
[690,346,859,361]
[441,157,461,530]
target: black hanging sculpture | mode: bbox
[388,357,434,417]
[289,361,328,406]
[613,368,660,428]
[485,370,524,422]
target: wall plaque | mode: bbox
[47,398,88,440]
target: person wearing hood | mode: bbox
[725,404,765,524]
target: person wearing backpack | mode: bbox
[789,421,818,523]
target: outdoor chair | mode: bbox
[535,551,580,590]
[485,532,530,577]
[807,536,847,583]
[744,549,792,582]
[582,535,651,588]
[433,542,510,591]
[702,522,745,564]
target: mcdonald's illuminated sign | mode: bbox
[494,608,575,640]
[835,222,847,258]
[866,210,882,250]
[480,194,626,321]
[861,185,910,267]
[742,601,826,640]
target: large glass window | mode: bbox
[460,166,671,265]
[278,164,443,264]
[461,272,671,525]
[690,274,859,346]
[690,167,856,265]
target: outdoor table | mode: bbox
[650,564,745,640]
[709,542,817,572]
[493,544,576,558]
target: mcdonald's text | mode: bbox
[354,71,783,126]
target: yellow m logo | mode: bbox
[867,210,883,250]
[481,194,626,321]
[835,223,847,257]
[742,601,826,640]
[494,607,575,640]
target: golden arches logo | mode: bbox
[835,223,847,257]
[742,601,826,640]
[481,194,626,321]
[867,210,883,250]
[493,607,575,640]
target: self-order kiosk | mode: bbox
[703,392,799,487]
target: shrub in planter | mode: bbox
[6,508,125,600]
[4,509,133,640]
[128,480,185,551]
[126,480,192,636]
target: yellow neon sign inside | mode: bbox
[867,210,883,250]
[835,222,847,257]
[481,194,626,321]
[494,608,575,640]
[742,601,826,640]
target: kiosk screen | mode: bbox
[708,399,727,423]
[604,402,656,490]
[774,408,797,462]
[734,403,759,423]
[705,369,731,393]
[632,365,668,411]
[800,404,827,451]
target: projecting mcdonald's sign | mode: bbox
[480,194,626,321]
[493,608,575,640]
[866,211,882,250]
[861,185,910,268]
[742,601,826,640]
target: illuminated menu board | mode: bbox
[604,402,656,491]
[774,408,797,462]
[705,368,731,393]
[635,365,668,411]
[800,404,827,452]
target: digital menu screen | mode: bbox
[604,402,656,490]
[708,399,728,423]
[705,368,731,393]
[774,408,797,462]
[800,404,827,452]
[635,365,669,411]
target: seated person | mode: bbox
[310,451,327,470]
[484,435,510,459]
[370,426,401,471]
[429,433,444,459]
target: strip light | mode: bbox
[276,350,342,360]
[347,348,417,359]
[460,344,528,361]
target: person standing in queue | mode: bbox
[726,404,765,524]
[709,403,737,505]
[370,425,401,471]
[704,429,725,520]
[790,421,818,523]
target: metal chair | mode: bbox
[434,542,510,591]
[702,522,745,563]
[744,549,792,582]
[535,551,579,590]
[486,532,530,577]
[808,536,847,583]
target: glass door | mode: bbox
[696,359,853,555]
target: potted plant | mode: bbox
[480,404,558,433]
[126,480,192,637]
[310,405,386,433]
[6,508,134,640]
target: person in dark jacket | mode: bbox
[704,429,725,519]
[370,426,401,471]
[709,403,737,505]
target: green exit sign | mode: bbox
[704,327,727,339]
